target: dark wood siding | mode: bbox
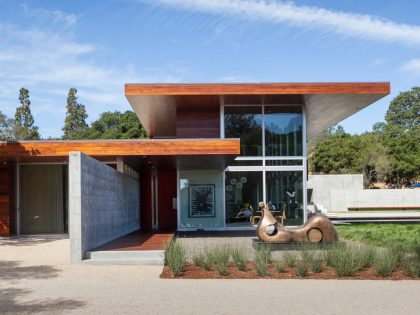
[176,108,220,138]
[0,166,14,236]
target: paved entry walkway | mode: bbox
[94,230,174,251]
[1,237,420,315]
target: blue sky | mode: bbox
[0,0,419,138]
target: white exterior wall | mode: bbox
[308,174,420,212]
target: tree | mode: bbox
[310,127,363,174]
[382,87,420,187]
[0,110,16,140]
[14,88,40,140]
[83,111,146,139]
[358,133,391,187]
[62,88,88,139]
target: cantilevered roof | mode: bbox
[125,82,390,140]
[0,139,240,164]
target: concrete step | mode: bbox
[83,250,165,265]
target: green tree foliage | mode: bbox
[311,87,419,187]
[382,87,420,187]
[311,126,363,174]
[14,88,40,140]
[0,110,16,140]
[62,88,88,139]
[358,133,391,187]
[83,111,146,139]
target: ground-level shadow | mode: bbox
[0,288,86,314]
[0,236,68,247]
[0,261,61,280]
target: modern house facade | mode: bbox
[0,83,390,255]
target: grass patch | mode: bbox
[336,223,420,249]
[327,243,366,277]
[254,245,271,277]
[374,248,399,277]
[283,252,297,268]
[231,246,248,271]
[165,239,186,277]
[295,262,308,278]
[212,245,231,276]
[274,261,285,273]
[403,257,420,278]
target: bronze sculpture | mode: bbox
[256,202,338,243]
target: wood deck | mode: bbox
[95,231,174,251]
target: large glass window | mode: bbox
[224,106,262,156]
[265,106,302,156]
[225,171,262,226]
[266,171,303,226]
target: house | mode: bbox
[0,82,390,262]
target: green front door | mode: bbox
[20,165,66,234]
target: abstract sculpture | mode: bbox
[256,202,338,243]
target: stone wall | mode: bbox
[308,174,420,212]
[69,152,139,263]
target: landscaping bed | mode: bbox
[161,262,412,280]
[162,237,420,280]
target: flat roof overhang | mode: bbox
[0,139,240,168]
[125,82,390,139]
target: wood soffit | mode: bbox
[0,139,240,161]
[125,82,390,96]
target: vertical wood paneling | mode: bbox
[21,165,64,234]
[176,108,220,138]
[0,167,11,236]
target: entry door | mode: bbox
[157,170,177,230]
[140,168,177,231]
[20,165,65,234]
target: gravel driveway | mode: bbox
[1,237,419,315]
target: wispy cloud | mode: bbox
[21,3,77,27]
[0,7,187,137]
[401,58,420,76]
[147,0,420,46]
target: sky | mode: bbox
[0,0,419,138]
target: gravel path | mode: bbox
[1,237,419,315]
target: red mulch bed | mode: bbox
[160,262,418,280]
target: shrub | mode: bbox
[403,257,420,278]
[192,252,206,268]
[388,244,406,265]
[295,262,308,278]
[326,242,347,267]
[358,245,376,268]
[231,246,248,271]
[300,245,315,265]
[202,247,216,271]
[274,261,285,273]
[374,249,398,277]
[165,239,186,277]
[329,244,362,277]
[283,252,296,268]
[311,258,324,273]
[254,246,271,277]
[213,245,231,276]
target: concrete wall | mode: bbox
[69,152,140,263]
[308,174,420,212]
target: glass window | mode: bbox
[225,171,263,226]
[265,160,303,166]
[230,159,263,166]
[265,106,303,156]
[224,106,262,156]
[266,171,303,226]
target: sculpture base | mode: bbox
[252,238,341,251]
